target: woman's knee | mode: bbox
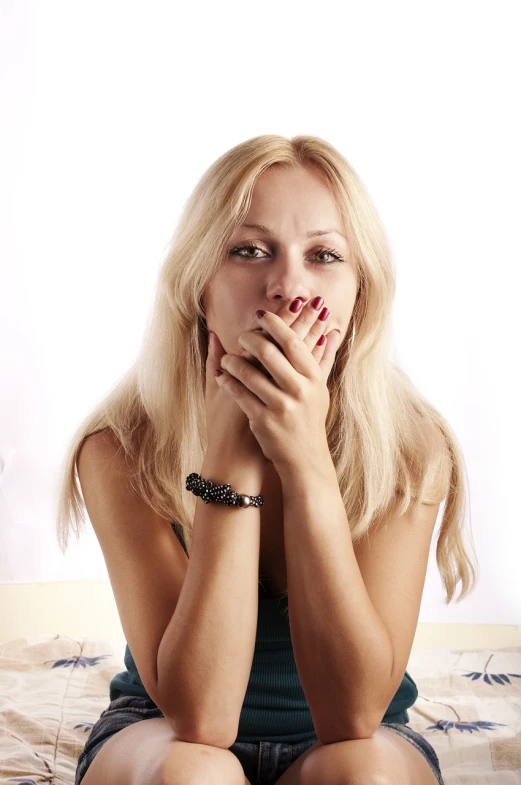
[80,715,249,785]
[161,738,249,785]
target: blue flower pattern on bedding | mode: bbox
[3,638,520,784]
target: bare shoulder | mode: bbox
[78,427,130,472]
[398,419,452,506]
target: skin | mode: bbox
[203,163,359,521]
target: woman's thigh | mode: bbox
[75,696,250,785]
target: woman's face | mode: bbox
[203,165,359,367]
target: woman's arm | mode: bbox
[156,450,264,748]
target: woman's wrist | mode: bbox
[201,451,266,492]
[186,472,264,508]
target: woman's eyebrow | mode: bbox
[238,222,347,241]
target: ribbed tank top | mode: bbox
[109,521,418,743]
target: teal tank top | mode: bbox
[109,522,418,743]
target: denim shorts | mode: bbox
[75,695,444,785]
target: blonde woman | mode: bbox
[56,135,478,785]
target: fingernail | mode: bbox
[318,307,330,322]
[289,298,304,313]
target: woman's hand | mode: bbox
[205,328,269,477]
[214,297,343,475]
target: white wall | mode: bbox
[1,1,519,627]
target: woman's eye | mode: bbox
[230,244,265,260]
[228,243,343,265]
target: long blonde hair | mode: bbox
[54,134,479,605]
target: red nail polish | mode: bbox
[290,298,304,313]
[317,334,326,347]
[318,307,330,322]
[256,310,266,319]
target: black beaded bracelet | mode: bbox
[185,472,264,508]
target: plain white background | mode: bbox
[1,0,519,625]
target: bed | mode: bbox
[1,580,520,784]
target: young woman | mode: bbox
[56,135,478,785]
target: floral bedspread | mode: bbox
[0,635,519,784]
